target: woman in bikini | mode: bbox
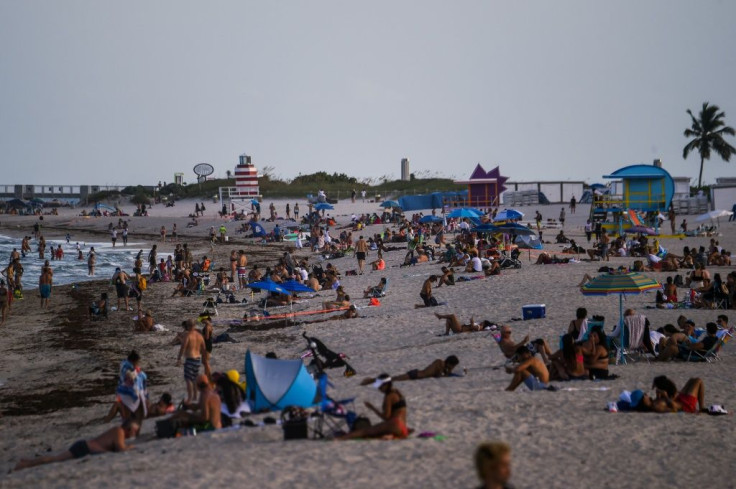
[550,334,588,381]
[582,327,612,379]
[338,374,409,440]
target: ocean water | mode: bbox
[0,235,167,288]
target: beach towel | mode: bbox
[625,314,647,349]
[116,360,148,416]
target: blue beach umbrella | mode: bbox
[493,209,524,222]
[314,203,334,211]
[447,208,482,219]
[419,215,443,224]
[380,200,401,209]
[280,280,315,293]
[246,281,290,295]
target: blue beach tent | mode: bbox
[244,351,317,411]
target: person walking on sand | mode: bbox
[14,420,138,471]
[535,210,542,232]
[559,207,565,228]
[570,196,576,214]
[668,206,676,235]
[286,203,291,219]
[160,225,166,243]
[110,227,118,248]
[122,227,128,246]
[171,223,178,243]
[355,235,368,274]
[148,245,157,276]
[39,262,53,309]
[87,247,96,276]
[176,319,207,404]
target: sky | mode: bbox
[1,1,735,187]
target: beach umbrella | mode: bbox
[695,209,733,223]
[5,198,28,209]
[246,281,290,295]
[380,200,401,209]
[471,224,502,233]
[628,225,657,235]
[493,209,524,222]
[496,223,536,236]
[580,272,660,364]
[314,203,334,211]
[419,215,443,224]
[250,199,260,205]
[280,280,315,293]
[447,208,482,219]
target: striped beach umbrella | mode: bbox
[581,272,660,364]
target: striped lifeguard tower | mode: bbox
[218,154,262,209]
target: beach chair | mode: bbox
[683,327,733,363]
[202,297,218,316]
[368,279,389,298]
[310,373,361,439]
[610,315,654,364]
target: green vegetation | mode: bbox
[683,102,736,188]
[158,172,463,200]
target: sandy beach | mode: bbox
[0,198,735,489]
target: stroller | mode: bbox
[301,332,356,377]
[498,249,522,269]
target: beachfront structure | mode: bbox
[454,164,509,208]
[0,184,134,205]
[218,154,262,205]
[602,164,674,212]
[710,177,736,212]
[401,158,410,181]
[502,181,585,205]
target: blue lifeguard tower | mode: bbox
[592,164,675,235]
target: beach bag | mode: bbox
[138,276,147,291]
[155,418,179,438]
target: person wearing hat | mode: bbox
[337,374,409,440]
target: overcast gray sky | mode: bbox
[1,1,735,187]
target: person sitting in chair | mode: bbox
[363,277,387,298]
[338,374,409,440]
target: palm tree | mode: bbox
[683,102,736,188]
[226,170,232,180]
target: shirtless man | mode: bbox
[360,355,461,385]
[435,312,482,335]
[170,375,222,430]
[505,347,552,391]
[134,310,155,332]
[14,420,138,471]
[415,275,438,308]
[176,319,207,403]
[39,264,53,309]
[437,266,455,287]
[355,236,369,274]
[237,250,248,289]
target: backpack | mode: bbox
[138,276,148,291]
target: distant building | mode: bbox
[401,158,410,181]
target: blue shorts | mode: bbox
[40,284,52,299]
[524,375,549,391]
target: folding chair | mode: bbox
[684,327,733,363]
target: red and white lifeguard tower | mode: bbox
[234,154,260,197]
[218,154,262,206]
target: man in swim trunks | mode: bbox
[14,420,138,471]
[434,312,482,334]
[355,235,368,274]
[39,263,53,309]
[505,347,552,391]
[237,250,248,289]
[360,356,461,385]
[176,319,207,403]
[415,275,438,308]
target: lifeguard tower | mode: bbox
[453,164,509,209]
[218,154,262,210]
[593,163,675,235]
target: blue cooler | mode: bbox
[522,304,546,320]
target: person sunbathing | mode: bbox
[496,326,552,364]
[649,375,707,413]
[337,374,409,440]
[133,309,155,332]
[169,374,222,430]
[364,277,387,298]
[14,420,138,471]
[434,312,482,334]
[437,266,455,286]
[582,327,612,379]
[549,334,588,381]
[301,305,359,324]
[360,356,461,386]
[505,347,552,391]
[104,393,174,422]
